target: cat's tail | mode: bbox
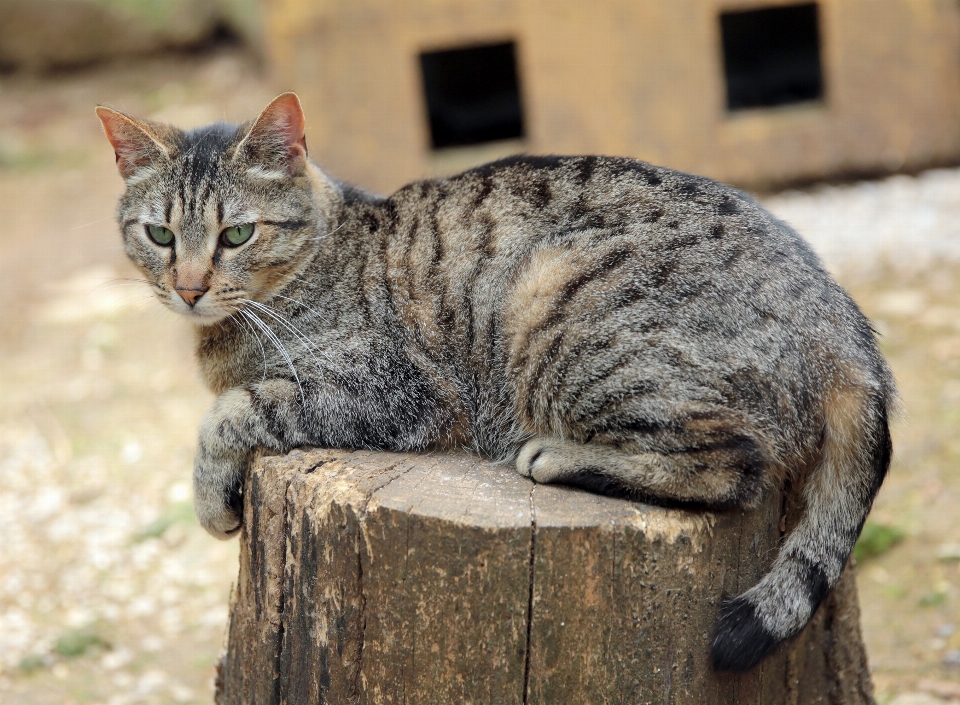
[710,382,892,672]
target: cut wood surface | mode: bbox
[215,448,876,705]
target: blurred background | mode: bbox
[1,0,960,703]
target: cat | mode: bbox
[96,92,894,673]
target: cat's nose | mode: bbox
[176,287,208,307]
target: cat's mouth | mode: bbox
[187,309,233,325]
[168,291,235,325]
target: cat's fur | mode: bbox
[97,93,895,673]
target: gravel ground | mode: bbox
[0,50,273,705]
[766,170,960,280]
[0,49,958,704]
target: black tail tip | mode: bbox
[710,595,781,672]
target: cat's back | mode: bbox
[379,154,866,358]
[384,155,820,284]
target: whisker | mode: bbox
[240,305,323,371]
[125,299,163,322]
[238,301,340,409]
[239,308,306,405]
[243,288,332,325]
[234,310,269,388]
[254,276,332,296]
[87,277,162,293]
[85,294,157,336]
[90,281,153,290]
[83,281,156,301]
[306,220,346,242]
[70,215,114,230]
[272,293,331,324]
[136,302,169,324]
[91,276,157,285]
[240,299,334,371]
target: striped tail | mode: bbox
[710,384,892,672]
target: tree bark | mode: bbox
[215,448,876,705]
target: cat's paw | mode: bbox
[516,436,638,499]
[194,476,243,540]
[515,436,576,483]
[193,447,245,540]
[193,389,254,540]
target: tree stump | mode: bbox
[215,448,876,705]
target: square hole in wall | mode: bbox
[419,41,525,150]
[720,3,824,111]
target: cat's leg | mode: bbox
[194,370,441,538]
[515,408,773,509]
[194,380,308,539]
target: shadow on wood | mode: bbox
[215,448,875,704]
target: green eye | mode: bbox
[146,225,174,246]
[221,223,255,247]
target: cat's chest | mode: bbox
[194,324,261,395]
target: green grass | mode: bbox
[19,653,49,673]
[132,500,195,542]
[54,627,110,658]
[917,591,947,608]
[854,521,906,562]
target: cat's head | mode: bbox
[96,93,339,325]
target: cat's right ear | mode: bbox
[233,92,308,177]
[95,107,170,180]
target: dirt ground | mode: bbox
[0,48,958,704]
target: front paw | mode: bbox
[193,449,245,540]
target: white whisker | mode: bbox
[239,307,306,404]
[86,294,157,336]
[70,216,115,230]
[307,220,346,242]
[83,281,156,301]
[246,288,331,325]
[233,310,269,388]
[240,299,334,371]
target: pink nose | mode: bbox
[176,288,208,306]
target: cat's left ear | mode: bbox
[95,107,171,180]
[234,92,308,176]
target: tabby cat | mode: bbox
[97,93,894,672]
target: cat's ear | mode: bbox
[95,107,170,180]
[234,92,308,176]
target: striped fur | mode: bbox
[98,94,895,672]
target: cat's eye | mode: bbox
[220,223,255,247]
[146,225,174,246]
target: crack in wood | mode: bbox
[522,484,536,705]
[271,474,294,704]
[352,511,367,702]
